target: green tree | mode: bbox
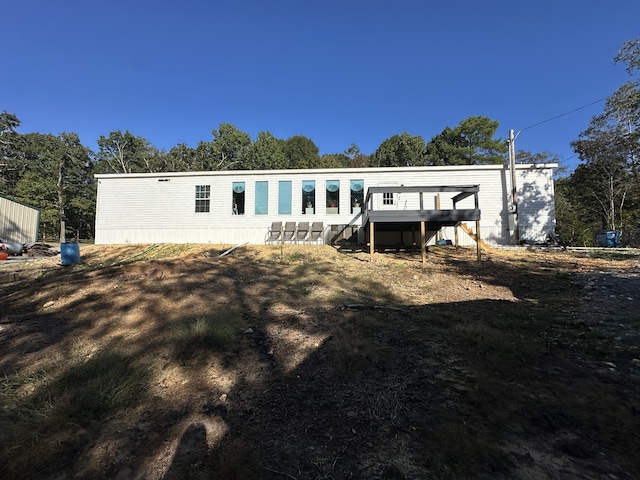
[516,150,560,164]
[572,130,635,232]
[246,131,286,170]
[0,111,25,195]
[422,129,458,166]
[14,133,94,240]
[320,153,350,168]
[565,34,640,243]
[615,37,640,76]
[192,124,252,171]
[283,135,320,169]
[57,133,95,239]
[95,130,156,174]
[163,144,199,171]
[0,111,20,133]
[425,116,507,165]
[194,140,217,171]
[345,144,370,168]
[208,123,252,170]
[516,150,568,176]
[14,170,58,238]
[371,132,426,167]
[554,176,597,246]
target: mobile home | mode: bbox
[94,164,556,247]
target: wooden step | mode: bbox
[458,223,491,251]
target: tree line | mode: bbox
[0,113,507,240]
[555,36,640,246]
[1,35,639,246]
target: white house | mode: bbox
[94,164,556,246]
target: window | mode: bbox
[326,180,340,214]
[195,185,210,213]
[302,180,315,214]
[255,181,268,215]
[278,181,292,214]
[383,192,395,205]
[232,182,245,215]
[350,179,364,213]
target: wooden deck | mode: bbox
[361,185,483,262]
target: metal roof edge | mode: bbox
[0,194,41,212]
[94,163,557,179]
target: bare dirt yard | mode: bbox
[1,243,640,480]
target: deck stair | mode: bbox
[458,222,491,251]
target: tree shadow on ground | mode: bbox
[1,245,639,480]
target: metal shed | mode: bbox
[0,195,40,243]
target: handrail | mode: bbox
[362,184,479,226]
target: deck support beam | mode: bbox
[421,221,426,265]
[454,224,459,250]
[476,220,481,261]
[369,221,375,262]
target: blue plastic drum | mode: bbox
[60,243,81,265]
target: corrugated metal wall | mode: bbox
[0,195,40,243]
[94,165,556,246]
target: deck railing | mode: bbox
[362,185,480,226]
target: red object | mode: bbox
[0,252,8,261]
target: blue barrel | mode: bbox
[60,242,81,265]
[595,231,621,248]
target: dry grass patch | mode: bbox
[171,308,245,360]
[1,244,640,479]
[0,345,151,479]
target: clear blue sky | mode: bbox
[3,1,639,172]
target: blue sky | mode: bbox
[3,1,639,173]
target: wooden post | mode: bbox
[454,224,459,250]
[421,221,426,265]
[475,220,481,261]
[435,194,441,241]
[509,129,520,246]
[369,221,375,262]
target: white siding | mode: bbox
[95,165,556,246]
[515,166,556,242]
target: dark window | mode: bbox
[326,180,340,214]
[350,179,364,213]
[302,180,315,214]
[232,182,245,215]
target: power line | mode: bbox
[519,97,608,133]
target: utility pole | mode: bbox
[508,129,520,245]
